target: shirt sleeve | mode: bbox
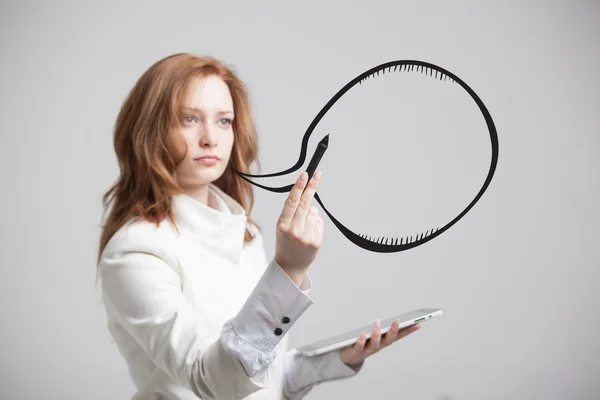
[98,240,286,400]
[281,347,364,399]
[229,226,363,399]
[220,257,314,378]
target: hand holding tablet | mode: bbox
[295,308,444,367]
[337,316,422,368]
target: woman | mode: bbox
[96,53,418,400]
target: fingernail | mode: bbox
[300,172,307,182]
[316,170,322,180]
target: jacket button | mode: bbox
[282,317,290,324]
[274,328,283,336]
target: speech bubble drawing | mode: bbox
[233,60,499,253]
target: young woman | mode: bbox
[96,53,419,400]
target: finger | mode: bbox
[311,208,320,231]
[354,332,367,353]
[303,206,318,238]
[312,215,323,244]
[366,319,382,353]
[382,319,400,347]
[278,172,309,228]
[291,170,321,231]
[395,323,421,341]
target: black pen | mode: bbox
[305,134,329,182]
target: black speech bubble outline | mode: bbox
[233,60,499,253]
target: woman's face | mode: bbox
[174,75,235,197]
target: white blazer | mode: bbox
[97,183,362,400]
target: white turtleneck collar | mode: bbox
[171,183,249,264]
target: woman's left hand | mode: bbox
[339,319,421,368]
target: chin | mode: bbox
[198,168,225,182]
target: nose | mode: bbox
[199,122,217,148]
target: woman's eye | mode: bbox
[183,116,231,126]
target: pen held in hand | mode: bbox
[305,134,329,183]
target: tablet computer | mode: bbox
[295,308,444,356]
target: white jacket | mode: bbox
[97,183,362,400]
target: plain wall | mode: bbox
[1,1,598,399]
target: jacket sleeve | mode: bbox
[242,227,364,399]
[281,347,364,399]
[220,257,314,378]
[98,231,314,400]
[220,252,363,400]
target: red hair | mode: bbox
[97,53,263,265]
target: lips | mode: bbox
[195,156,219,160]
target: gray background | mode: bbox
[1,1,599,399]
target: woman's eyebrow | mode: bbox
[182,107,234,115]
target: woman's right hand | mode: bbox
[274,170,324,286]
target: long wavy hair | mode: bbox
[97,53,263,265]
